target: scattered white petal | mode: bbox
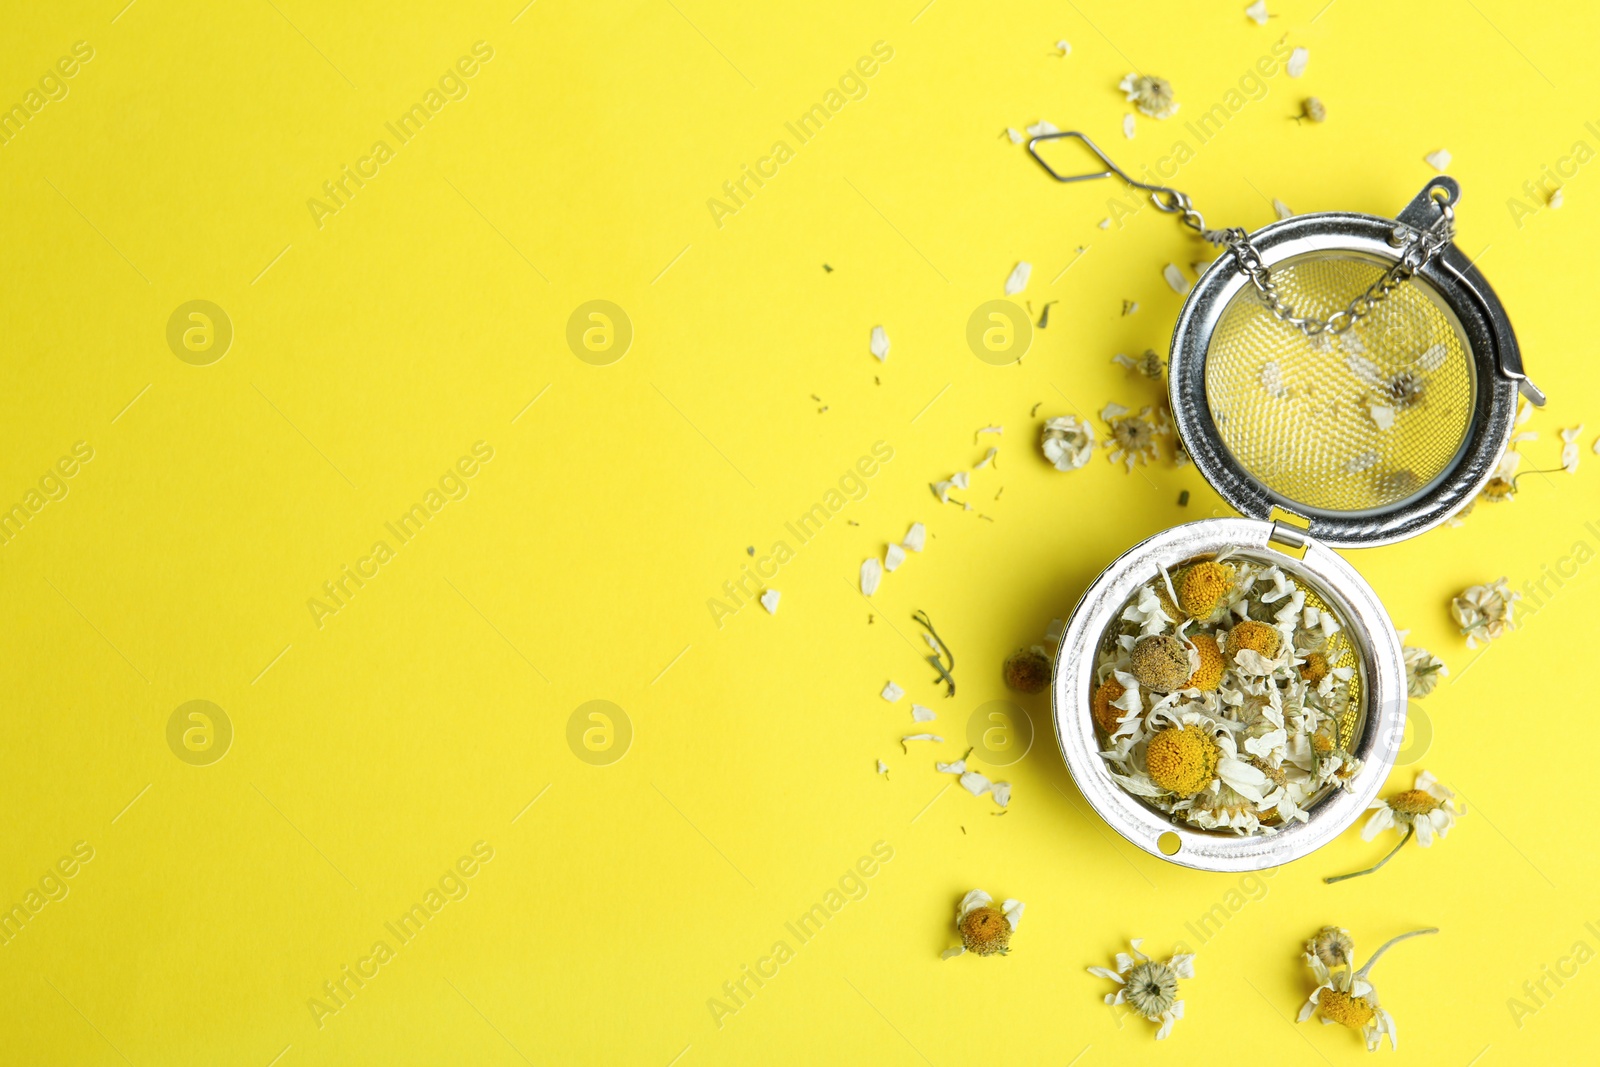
[760,589,780,614]
[936,759,967,774]
[1245,0,1269,24]
[1562,425,1584,473]
[974,446,998,470]
[876,759,889,775]
[1425,148,1452,172]
[1260,360,1287,398]
[1123,114,1136,139]
[882,680,904,702]
[1098,218,1111,229]
[1056,39,1071,55]
[1163,263,1191,295]
[1344,450,1379,474]
[1004,261,1032,295]
[951,471,970,489]
[1101,401,1130,421]
[990,781,1012,808]
[1592,435,1600,455]
[902,733,943,746]
[884,542,907,572]
[912,704,936,722]
[1550,187,1565,209]
[869,325,890,361]
[1287,46,1309,77]
[1026,120,1059,137]
[1005,127,1023,144]
[1045,617,1064,643]
[959,770,993,797]
[1369,403,1396,431]
[978,425,1003,435]
[1272,198,1293,220]
[903,522,926,552]
[861,557,883,595]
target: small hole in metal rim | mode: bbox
[1428,184,1454,205]
[1157,831,1181,856]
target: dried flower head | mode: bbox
[1402,643,1448,697]
[1185,634,1224,691]
[1092,677,1128,735]
[1300,96,1326,122]
[1145,725,1220,796]
[1299,928,1437,1051]
[1450,578,1518,647]
[1307,925,1355,970]
[1112,349,1164,379]
[1003,646,1052,694]
[1225,619,1281,661]
[942,889,1024,959]
[1089,939,1195,1039]
[1300,651,1330,685]
[1102,404,1168,470]
[1040,415,1095,471]
[1326,770,1462,883]
[1176,561,1236,618]
[1119,73,1179,119]
[1130,634,1193,692]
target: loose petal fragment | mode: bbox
[1004,261,1032,295]
[869,325,890,361]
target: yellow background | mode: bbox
[2,0,1596,1063]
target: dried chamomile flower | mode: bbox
[1300,96,1326,123]
[1130,634,1194,692]
[1185,633,1225,691]
[1091,676,1130,734]
[1145,725,1220,795]
[1326,770,1462,883]
[1003,646,1052,694]
[1040,415,1095,471]
[1112,349,1164,379]
[1102,404,1169,470]
[1176,561,1236,618]
[942,889,1024,958]
[1298,928,1438,1051]
[1306,925,1355,970]
[1088,939,1194,1039]
[1225,619,1281,660]
[1450,578,1518,647]
[1119,73,1179,119]
[1401,643,1447,697]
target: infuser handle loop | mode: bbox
[1026,130,1208,230]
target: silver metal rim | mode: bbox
[1169,210,1518,548]
[1050,518,1406,872]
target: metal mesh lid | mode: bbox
[1169,180,1531,547]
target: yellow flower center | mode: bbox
[1319,988,1376,1030]
[1300,651,1329,685]
[1145,726,1219,796]
[1482,477,1515,502]
[959,906,1012,956]
[1003,648,1051,694]
[1312,733,1335,755]
[1092,678,1127,735]
[1177,562,1235,618]
[1389,789,1441,816]
[1225,620,1281,660]
[1185,634,1224,691]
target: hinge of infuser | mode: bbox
[1267,506,1311,558]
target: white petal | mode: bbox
[1245,0,1269,25]
[1123,113,1136,139]
[876,759,888,774]
[1087,966,1125,983]
[869,325,890,361]
[1005,127,1022,144]
[1414,813,1435,847]
[1001,898,1024,928]
[1170,953,1195,979]
[1425,148,1452,172]
[901,733,943,745]
[1272,197,1292,220]
[881,681,904,702]
[1287,46,1309,77]
[860,557,882,595]
[956,888,992,920]
[990,781,1012,807]
[935,759,966,774]
[1004,261,1032,296]
[902,522,926,552]
[884,542,907,572]
[1056,39,1071,55]
[911,704,936,722]
[959,770,993,797]
[951,471,969,490]
[941,945,965,959]
[1025,120,1059,137]
[1163,262,1191,295]
[760,589,780,614]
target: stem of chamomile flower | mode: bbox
[1353,927,1440,982]
[1322,825,1414,884]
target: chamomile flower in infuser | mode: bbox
[1324,770,1462,883]
[941,889,1024,959]
[1298,927,1438,1051]
[1088,939,1194,1040]
[1450,578,1519,647]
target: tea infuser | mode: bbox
[1031,131,1547,871]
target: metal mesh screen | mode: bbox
[1203,254,1476,514]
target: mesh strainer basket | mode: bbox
[1028,132,1545,871]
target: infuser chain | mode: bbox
[1027,130,1458,338]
